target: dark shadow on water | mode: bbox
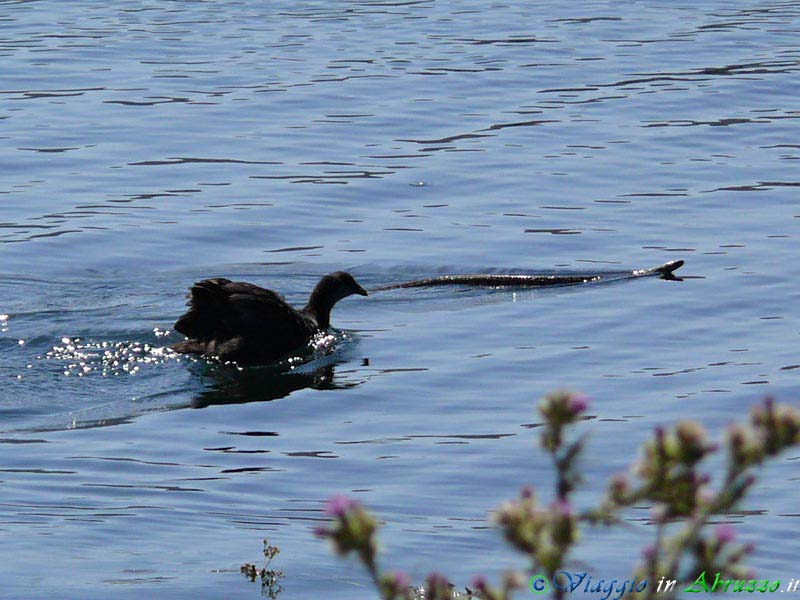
[191,358,364,409]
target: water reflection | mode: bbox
[191,359,364,409]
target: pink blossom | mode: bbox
[325,494,360,517]
[567,393,589,416]
[471,575,489,591]
[715,524,736,544]
[387,571,411,588]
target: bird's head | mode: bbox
[306,271,368,328]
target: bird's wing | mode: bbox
[173,279,310,346]
[223,281,311,344]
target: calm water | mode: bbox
[1,1,799,598]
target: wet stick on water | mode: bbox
[369,261,685,291]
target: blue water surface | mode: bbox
[1,1,799,598]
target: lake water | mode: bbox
[1,1,799,598]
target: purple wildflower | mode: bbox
[325,494,360,518]
[643,544,657,562]
[567,393,589,416]
[715,524,736,545]
[387,571,411,589]
[425,572,451,599]
[552,498,572,517]
[313,525,330,538]
[471,575,489,591]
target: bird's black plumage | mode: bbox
[172,271,367,365]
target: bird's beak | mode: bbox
[355,283,368,297]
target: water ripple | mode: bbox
[2,1,800,597]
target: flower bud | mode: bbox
[539,390,589,426]
[728,424,763,468]
[380,571,412,600]
[316,495,378,564]
[470,575,489,592]
[714,524,736,545]
[325,494,360,518]
[424,572,451,600]
[674,421,712,465]
[550,499,577,547]
[608,473,630,504]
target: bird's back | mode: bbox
[173,278,316,364]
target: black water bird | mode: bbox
[172,272,368,365]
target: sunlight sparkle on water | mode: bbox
[45,338,180,377]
